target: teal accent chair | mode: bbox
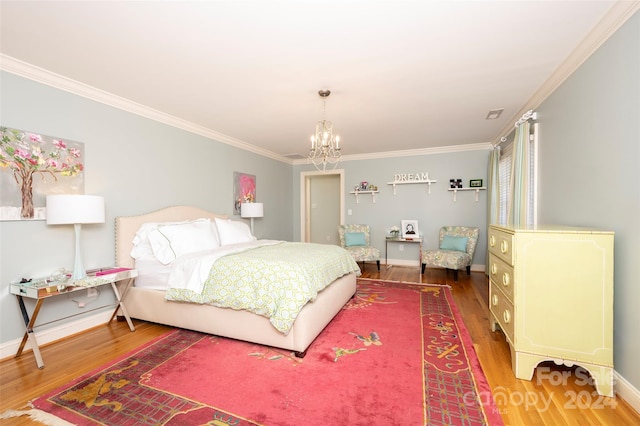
[421,226,479,281]
[338,224,380,271]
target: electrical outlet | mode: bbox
[87,287,98,298]
[399,245,404,251]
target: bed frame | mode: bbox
[115,205,357,355]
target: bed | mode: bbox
[114,205,359,356]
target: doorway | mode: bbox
[300,170,344,244]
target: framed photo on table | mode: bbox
[401,220,419,239]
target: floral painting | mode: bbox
[0,126,84,221]
[233,172,256,215]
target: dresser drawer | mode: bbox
[488,254,514,302]
[488,227,514,265]
[490,282,515,344]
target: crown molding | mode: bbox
[292,142,493,165]
[492,0,640,144]
[0,54,292,164]
[0,54,492,164]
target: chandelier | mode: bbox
[308,89,341,172]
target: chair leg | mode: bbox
[421,264,426,274]
[376,260,380,271]
[453,269,458,282]
[466,265,471,275]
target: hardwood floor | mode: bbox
[1,266,638,425]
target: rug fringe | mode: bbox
[0,405,74,426]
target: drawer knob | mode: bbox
[491,263,497,275]
[500,240,509,254]
[503,310,511,324]
[502,272,510,287]
[492,294,499,306]
[489,235,496,247]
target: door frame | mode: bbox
[299,169,345,242]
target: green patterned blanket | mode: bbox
[165,242,360,333]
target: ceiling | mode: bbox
[0,1,635,161]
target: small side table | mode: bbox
[385,237,423,273]
[10,267,137,369]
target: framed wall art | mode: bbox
[233,172,256,215]
[0,126,84,221]
[401,219,419,239]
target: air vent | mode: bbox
[283,153,307,159]
[486,109,504,120]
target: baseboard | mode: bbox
[0,310,112,362]
[385,258,421,268]
[471,263,486,273]
[615,370,640,415]
[385,259,486,272]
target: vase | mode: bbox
[19,170,35,219]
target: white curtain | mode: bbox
[486,146,500,271]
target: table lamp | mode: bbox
[241,202,263,235]
[46,194,105,280]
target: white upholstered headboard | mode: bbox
[114,206,228,268]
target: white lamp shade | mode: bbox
[241,202,264,218]
[46,195,105,225]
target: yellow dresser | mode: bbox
[488,224,614,396]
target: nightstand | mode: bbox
[10,267,137,369]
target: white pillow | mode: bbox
[214,217,256,245]
[148,219,220,264]
[130,220,189,259]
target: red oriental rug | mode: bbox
[10,279,503,425]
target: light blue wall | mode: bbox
[294,149,490,265]
[535,12,639,390]
[0,72,293,343]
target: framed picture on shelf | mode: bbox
[401,220,419,239]
[470,179,483,188]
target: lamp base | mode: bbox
[71,223,87,280]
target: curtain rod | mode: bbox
[493,110,538,148]
[515,109,537,127]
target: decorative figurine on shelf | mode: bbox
[354,181,377,192]
[449,179,463,189]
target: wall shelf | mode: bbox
[448,187,486,202]
[349,190,378,204]
[387,179,437,195]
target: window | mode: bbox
[498,144,512,225]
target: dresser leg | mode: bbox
[512,350,539,381]
[587,365,614,397]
